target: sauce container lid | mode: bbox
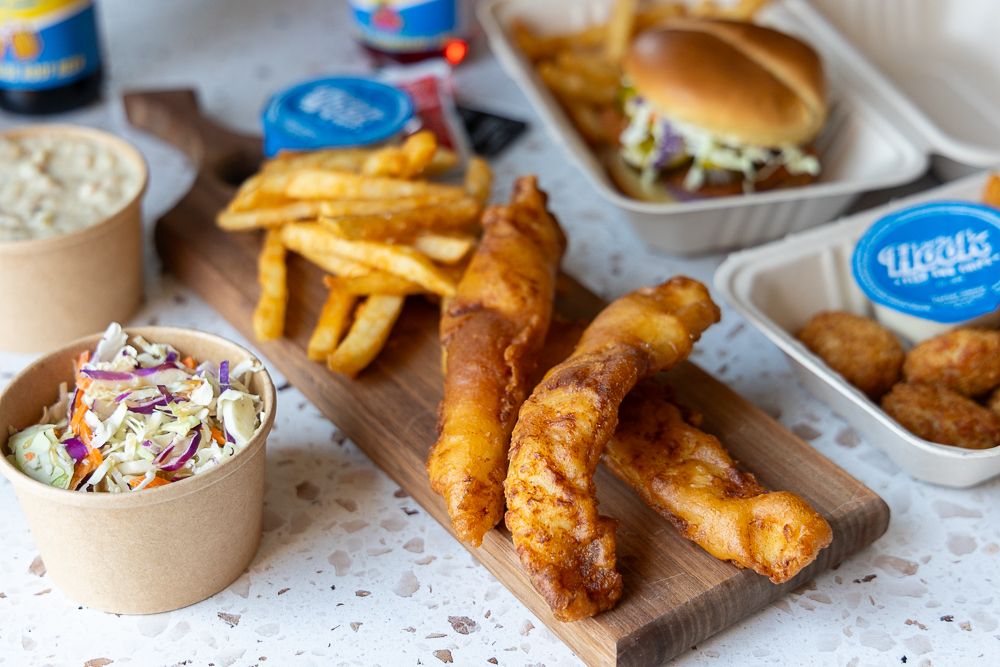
[261,77,414,157]
[852,201,1000,324]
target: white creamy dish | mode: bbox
[0,133,142,242]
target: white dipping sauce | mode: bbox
[0,133,142,242]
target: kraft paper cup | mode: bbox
[0,327,276,614]
[0,125,148,353]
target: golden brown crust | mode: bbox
[903,329,1000,397]
[427,176,566,547]
[604,380,832,584]
[504,277,721,621]
[797,311,904,399]
[623,19,825,146]
[881,382,1000,450]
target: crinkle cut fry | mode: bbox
[427,176,566,546]
[504,277,721,621]
[604,379,833,584]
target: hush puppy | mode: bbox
[903,328,1000,396]
[797,311,904,398]
[881,382,1000,450]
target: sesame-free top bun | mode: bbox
[623,19,826,147]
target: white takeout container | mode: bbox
[810,0,1000,181]
[479,0,929,254]
[0,125,147,353]
[0,327,276,613]
[715,172,1000,488]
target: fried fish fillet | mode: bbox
[504,277,721,621]
[604,380,833,583]
[427,176,566,546]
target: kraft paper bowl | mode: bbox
[0,125,147,353]
[0,327,276,614]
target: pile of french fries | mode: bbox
[512,0,770,146]
[217,131,493,377]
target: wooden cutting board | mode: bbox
[124,90,889,666]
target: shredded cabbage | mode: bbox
[619,92,820,192]
[7,322,264,493]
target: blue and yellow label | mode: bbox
[0,0,101,90]
[350,0,459,53]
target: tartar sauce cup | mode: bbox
[852,201,1000,343]
[0,125,147,353]
[0,327,276,614]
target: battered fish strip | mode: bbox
[504,277,721,621]
[604,380,833,584]
[427,176,566,546]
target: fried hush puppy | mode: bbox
[797,311,904,398]
[903,329,1000,397]
[881,382,1000,450]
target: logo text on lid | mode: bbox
[876,229,998,285]
[297,85,386,130]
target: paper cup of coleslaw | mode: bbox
[0,326,276,614]
[0,124,147,353]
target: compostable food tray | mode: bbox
[716,172,1000,488]
[478,0,929,254]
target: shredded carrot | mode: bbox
[24,452,35,461]
[210,426,226,446]
[69,446,103,489]
[70,391,91,444]
[181,356,197,369]
[74,350,93,391]
[129,475,169,489]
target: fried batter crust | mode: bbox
[882,382,1000,450]
[604,380,832,583]
[427,176,566,546]
[797,311,904,398]
[504,277,721,621]
[903,328,1000,396]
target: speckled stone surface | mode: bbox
[1,2,997,666]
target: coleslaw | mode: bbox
[5,323,263,492]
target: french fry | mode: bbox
[317,194,467,219]
[363,130,438,178]
[282,223,457,296]
[565,103,611,145]
[554,50,620,88]
[692,0,770,20]
[412,234,476,265]
[252,229,287,341]
[984,173,1000,209]
[511,18,607,62]
[307,282,357,361]
[266,144,459,178]
[262,147,374,174]
[605,0,639,63]
[537,61,617,106]
[320,199,481,242]
[217,200,322,230]
[327,295,405,377]
[285,170,467,200]
[635,2,688,30]
[427,147,460,175]
[464,156,493,204]
[280,224,374,277]
[325,272,425,297]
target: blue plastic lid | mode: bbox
[853,201,1000,324]
[262,77,414,157]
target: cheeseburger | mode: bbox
[611,18,827,200]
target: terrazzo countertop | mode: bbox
[1,2,997,666]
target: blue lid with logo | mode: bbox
[262,77,414,157]
[853,201,1000,323]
